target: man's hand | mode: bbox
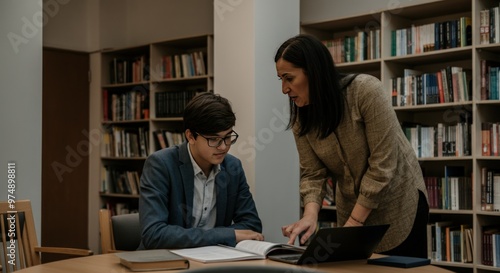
[235,230,264,243]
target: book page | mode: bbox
[170,246,264,263]
[235,240,305,256]
[235,240,284,256]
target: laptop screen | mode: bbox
[269,224,390,265]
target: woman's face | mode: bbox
[276,58,309,107]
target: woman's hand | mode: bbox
[344,203,371,227]
[344,216,364,227]
[281,202,320,245]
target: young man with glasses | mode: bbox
[138,92,264,249]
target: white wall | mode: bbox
[42,0,100,52]
[215,0,301,243]
[214,0,256,183]
[99,0,213,49]
[43,0,214,52]
[300,0,439,23]
[254,0,301,244]
[0,0,43,238]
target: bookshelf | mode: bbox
[301,0,500,272]
[98,35,213,215]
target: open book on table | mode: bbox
[170,240,305,263]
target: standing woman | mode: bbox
[275,34,429,258]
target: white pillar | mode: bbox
[214,0,300,243]
[0,0,43,239]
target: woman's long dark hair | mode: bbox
[275,34,351,139]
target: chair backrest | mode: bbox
[111,212,141,251]
[0,200,44,271]
[98,209,141,253]
[98,209,114,254]
[1,200,92,272]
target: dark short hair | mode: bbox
[183,92,236,135]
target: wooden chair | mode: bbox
[0,199,93,273]
[98,209,141,254]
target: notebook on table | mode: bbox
[367,255,431,268]
[268,224,390,265]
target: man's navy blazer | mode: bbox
[138,142,262,249]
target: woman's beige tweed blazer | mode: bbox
[294,74,428,252]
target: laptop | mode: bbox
[268,224,390,265]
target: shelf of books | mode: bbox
[301,0,500,272]
[99,35,213,215]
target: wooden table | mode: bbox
[14,253,454,273]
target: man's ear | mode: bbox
[185,129,195,144]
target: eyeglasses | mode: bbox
[195,131,239,148]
